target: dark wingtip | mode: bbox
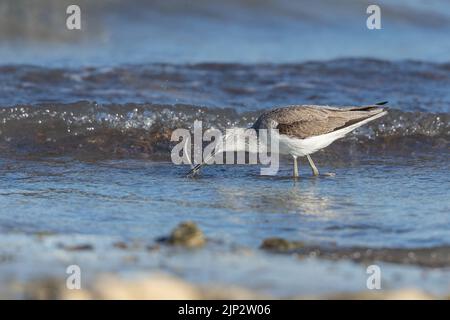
[375,101,389,106]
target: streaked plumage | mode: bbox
[252,105,386,139]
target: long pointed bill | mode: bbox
[186,131,234,177]
[186,151,217,177]
[186,163,205,177]
[186,138,224,177]
[185,128,252,177]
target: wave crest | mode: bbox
[0,102,448,159]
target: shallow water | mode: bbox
[2,0,450,65]
[1,155,449,248]
[0,0,449,297]
[0,155,449,296]
[0,60,449,296]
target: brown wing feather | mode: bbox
[253,105,385,139]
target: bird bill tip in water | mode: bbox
[186,163,203,177]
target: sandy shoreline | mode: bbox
[2,272,445,300]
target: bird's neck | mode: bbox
[221,127,259,153]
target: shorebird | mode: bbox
[187,102,388,177]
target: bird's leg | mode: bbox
[293,156,299,178]
[306,155,319,176]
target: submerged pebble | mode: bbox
[58,244,94,251]
[159,221,206,248]
[112,242,128,250]
[260,237,304,252]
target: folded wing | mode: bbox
[252,104,387,139]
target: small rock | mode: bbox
[59,244,94,251]
[162,221,205,248]
[113,242,128,250]
[260,237,304,252]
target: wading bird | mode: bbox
[188,102,388,177]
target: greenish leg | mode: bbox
[293,156,299,178]
[306,154,319,176]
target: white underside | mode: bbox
[276,111,387,157]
